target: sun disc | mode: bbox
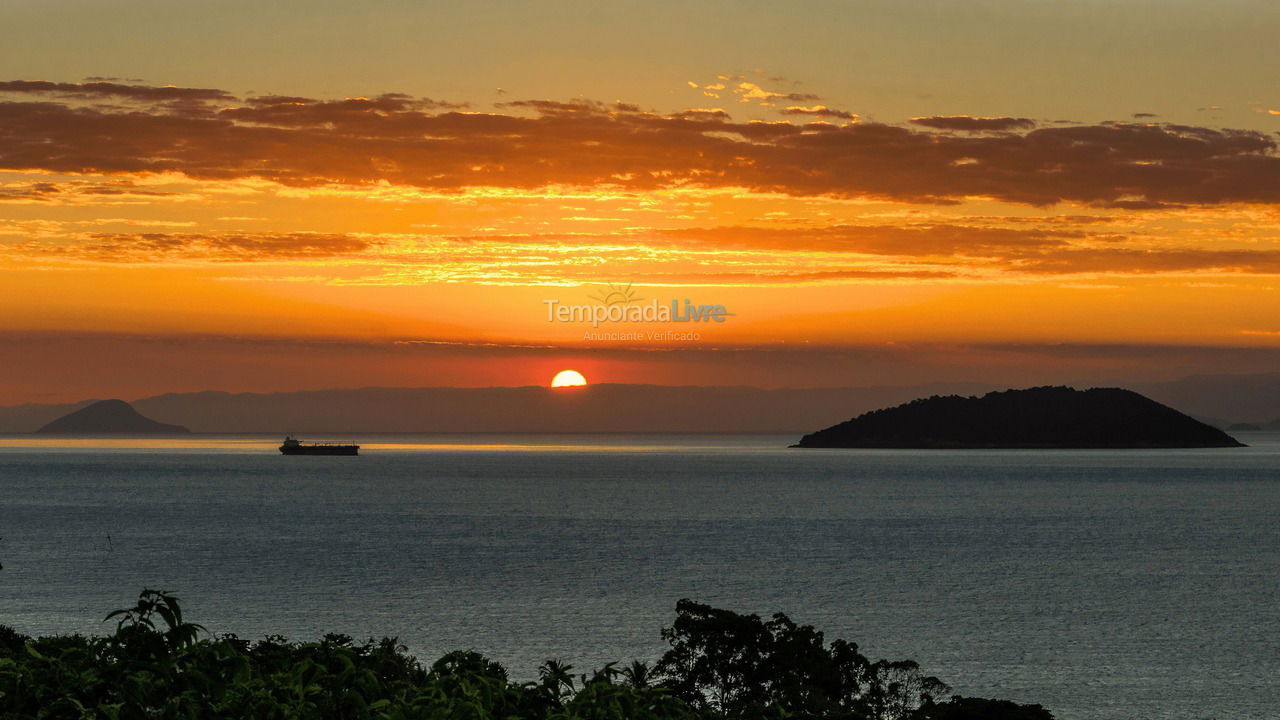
[551,369,587,387]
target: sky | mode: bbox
[3,0,1280,403]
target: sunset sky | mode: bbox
[4,0,1280,403]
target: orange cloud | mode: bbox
[780,105,858,121]
[3,81,1279,210]
[658,224,1072,256]
[10,222,1280,283]
[909,115,1037,131]
[1009,247,1280,275]
[0,179,182,204]
[11,232,372,262]
[0,79,233,101]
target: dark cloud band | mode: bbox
[2,81,1279,208]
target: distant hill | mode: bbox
[0,399,95,433]
[794,386,1245,449]
[36,399,190,434]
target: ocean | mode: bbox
[1,433,1277,720]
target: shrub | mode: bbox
[0,590,1053,720]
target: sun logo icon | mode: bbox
[588,282,641,306]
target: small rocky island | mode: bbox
[794,386,1244,449]
[36,399,190,434]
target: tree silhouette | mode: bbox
[0,590,1054,720]
[655,599,951,719]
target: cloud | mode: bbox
[657,224,1071,256]
[0,182,61,201]
[12,232,373,262]
[9,224,1280,284]
[220,93,470,127]
[691,74,819,106]
[672,108,733,121]
[1010,247,1280,275]
[661,226,1280,277]
[496,98,640,115]
[623,269,958,284]
[0,179,181,204]
[0,80,232,102]
[909,115,1037,131]
[780,105,858,121]
[733,81,818,105]
[3,81,1280,208]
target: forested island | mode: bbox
[0,590,1051,719]
[794,386,1244,449]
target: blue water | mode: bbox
[1,434,1278,720]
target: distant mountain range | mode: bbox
[0,382,995,434]
[3,372,1280,433]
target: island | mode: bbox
[35,399,190,434]
[793,386,1245,449]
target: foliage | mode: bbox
[911,697,1055,720]
[655,599,952,719]
[0,590,1052,720]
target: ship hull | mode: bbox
[280,445,359,456]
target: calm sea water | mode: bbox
[1,434,1277,720]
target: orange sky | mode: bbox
[3,5,1280,402]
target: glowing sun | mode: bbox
[551,369,588,388]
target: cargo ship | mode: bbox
[279,435,359,456]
